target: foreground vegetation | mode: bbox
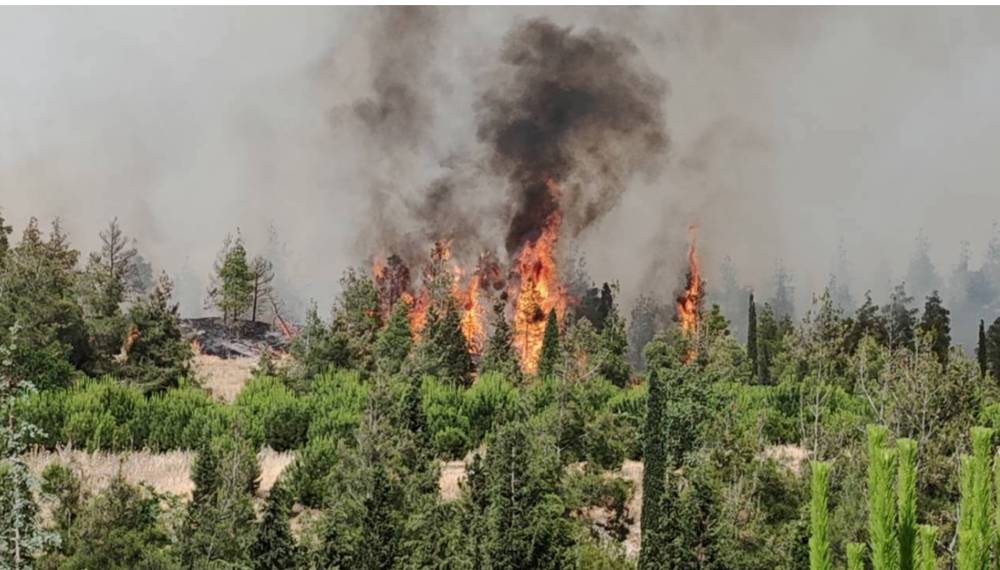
[5,210,1000,569]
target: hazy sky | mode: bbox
[3,7,1000,316]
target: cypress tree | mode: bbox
[374,299,413,376]
[747,291,757,379]
[480,299,522,382]
[638,354,672,570]
[978,319,988,378]
[897,438,917,570]
[190,439,220,507]
[537,310,561,378]
[985,317,1000,380]
[809,461,833,570]
[916,526,937,570]
[250,481,300,570]
[867,425,898,570]
[847,543,866,570]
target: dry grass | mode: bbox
[193,354,257,402]
[24,446,294,499]
[438,460,468,502]
[762,444,810,475]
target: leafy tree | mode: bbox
[919,291,951,365]
[250,480,300,570]
[747,291,758,378]
[190,440,220,507]
[480,300,521,382]
[51,474,178,570]
[374,299,413,376]
[756,303,779,384]
[537,310,561,379]
[117,273,192,393]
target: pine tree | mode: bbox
[250,481,300,570]
[190,439,220,507]
[480,299,521,382]
[747,291,758,378]
[986,317,1000,381]
[248,255,275,324]
[919,291,951,366]
[208,232,254,325]
[897,438,917,570]
[809,461,833,570]
[756,304,778,384]
[119,273,192,393]
[421,301,474,386]
[978,320,988,378]
[867,425,898,570]
[82,218,138,318]
[916,526,937,570]
[537,310,561,378]
[374,299,413,376]
[883,282,918,351]
[597,284,631,386]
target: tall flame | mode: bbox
[513,180,567,372]
[677,225,702,337]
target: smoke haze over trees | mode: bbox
[4,7,1000,348]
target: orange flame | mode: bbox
[677,225,702,338]
[513,180,567,373]
[454,270,485,353]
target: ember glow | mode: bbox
[677,226,702,337]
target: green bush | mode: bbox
[286,436,340,508]
[305,370,368,442]
[423,377,471,458]
[17,388,68,448]
[605,383,646,460]
[143,382,229,451]
[463,372,518,445]
[234,376,309,451]
[62,377,147,451]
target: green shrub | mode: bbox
[463,372,518,445]
[286,436,339,508]
[305,370,367,442]
[143,382,229,451]
[17,388,68,448]
[423,377,471,458]
[605,383,646,459]
[62,377,147,451]
[235,376,309,451]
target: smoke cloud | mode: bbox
[4,7,1000,349]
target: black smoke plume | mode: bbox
[478,19,669,256]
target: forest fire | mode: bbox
[676,226,702,337]
[512,210,567,372]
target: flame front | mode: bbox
[676,226,702,337]
[513,209,567,373]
